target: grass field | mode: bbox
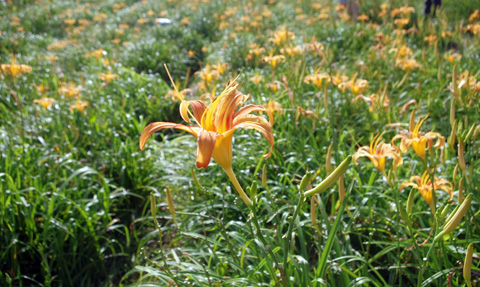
[1,0,479,286]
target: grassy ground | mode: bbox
[1,0,479,286]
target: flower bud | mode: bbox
[464,124,476,142]
[299,171,314,191]
[262,164,268,189]
[458,140,466,174]
[409,109,416,132]
[435,193,472,240]
[464,243,474,287]
[448,121,457,151]
[473,124,480,142]
[338,174,345,203]
[450,97,455,127]
[325,144,333,175]
[453,164,459,182]
[166,187,177,224]
[304,156,351,197]
[458,178,464,204]
[406,188,415,214]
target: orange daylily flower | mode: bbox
[400,170,453,212]
[1,57,32,78]
[304,69,331,89]
[33,97,55,109]
[98,72,119,83]
[139,71,274,206]
[353,133,403,176]
[69,100,89,113]
[392,112,445,159]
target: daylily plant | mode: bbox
[140,69,274,207]
[400,170,453,212]
[353,133,403,177]
[392,111,445,159]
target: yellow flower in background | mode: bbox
[1,57,32,78]
[98,72,119,83]
[69,100,89,113]
[47,41,69,50]
[444,52,462,63]
[249,75,264,84]
[58,83,82,98]
[353,133,403,176]
[85,49,106,59]
[266,81,281,93]
[262,54,285,68]
[395,58,422,71]
[392,112,445,159]
[304,69,331,89]
[140,71,274,206]
[400,170,453,212]
[34,83,48,94]
[348,78,369,95]
[33,97,55,109]
[357,14,369,22]
[263,99,283,116]
[46,55,59,62]
[269,28,295,46]
[64,18,76,25]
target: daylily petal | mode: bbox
[215,89,248,133]
[232,114,274,158]
[234,104,274,125]
[196,129,217,168]
[139,122,200,150]
[180,100,207,124]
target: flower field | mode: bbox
[1,0,479,286]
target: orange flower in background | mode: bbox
[140,69,274,206]
[304,69,330,89]
[85,49,106,59]
[33,97,55,109]
[69,100,89,113]
[400,170,453,212]
[262,54,285,68]
[1,57,32,78]
[98,72,119,83]
[353,133,403,176]
[58,83,82,98]
[263,99,283,115]
[249,75,264,84]
[392,111,445,159]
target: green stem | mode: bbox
[283,193,306,272]
[251,204,286,287]
[224,167,252,207]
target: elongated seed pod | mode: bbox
[166,187,177,224]
[325,144,333,175]
[435,194,472,240]
[458,140,466,174]
[458,178,464,204]
[464,243,474,287]
[305,156,351,197]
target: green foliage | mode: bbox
[1,0,479,286]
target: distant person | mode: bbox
[338,0,358,20]
[424,0,441,16]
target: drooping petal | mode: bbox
[352,146,374,165]
[232,114,274,158]
[392,134,411,153]
[180,100,207,124]
[139,122,200,150]
[234,104,274,125]
[196,129,217,168]
[425,132,445,149]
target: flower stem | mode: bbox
[224,166,252,207]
